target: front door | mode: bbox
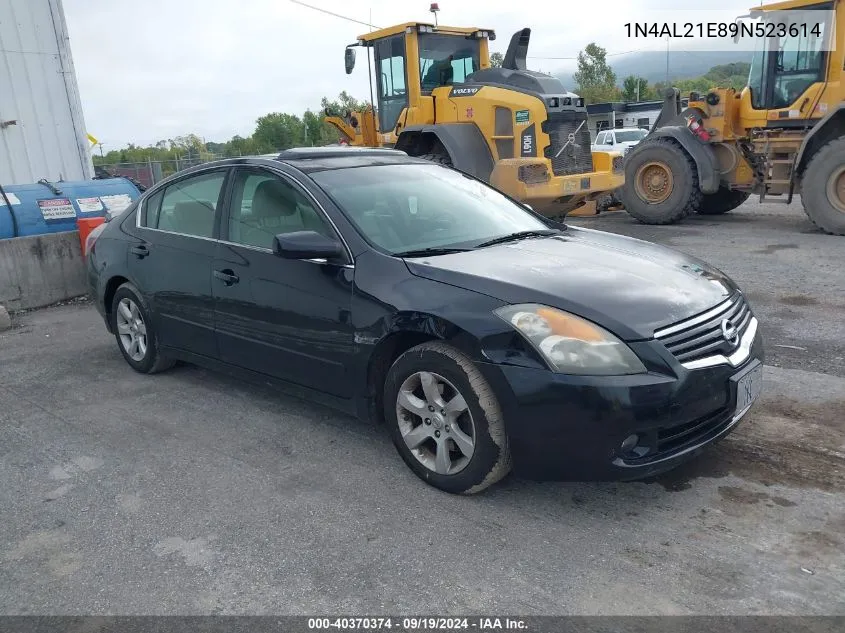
[212,166,355,397]
[373,34,409,135]
[748,6,831,112]
[128,168,228,358]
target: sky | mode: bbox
[63,0,754,149]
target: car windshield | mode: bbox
[311,163,552,254]
[615,130,647,142]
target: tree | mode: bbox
[621,75,651,102]
[92,90,374,168]
[253,112,304,152]
[573,43,620,104]
[489,52,503,68]
[321,90,368,116]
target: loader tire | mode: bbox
[418,152,454,167]
[698,188,750,215]
[800,137,845,235]
[617,138,702,225]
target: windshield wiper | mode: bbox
[474,229,561,249]
[393,247,471,258]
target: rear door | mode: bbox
[212,166,355,397]
[128,168,229,358]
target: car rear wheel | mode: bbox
[384,341,511,494]
[111,282,175,374]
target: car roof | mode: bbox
[274,146,430,174]
[150,147,431,186]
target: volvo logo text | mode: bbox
[721,319,740,347]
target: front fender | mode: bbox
[396,124,495,181]
[646,126,720,194]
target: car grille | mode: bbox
[654,293,753,365]
[542,112,594,177]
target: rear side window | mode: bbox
[595,132,606,144]
[141,190,164,228]
[141,171,226,238]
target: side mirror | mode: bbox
[273,231,344,261]
[345,47,356,74]
[607,137,614,145]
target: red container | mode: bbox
[77,216,105,256]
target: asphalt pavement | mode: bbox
[1,199,843,615]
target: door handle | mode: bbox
[130,244,149,258]
[213,269,239,285]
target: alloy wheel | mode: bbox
[116,298,148,362]
[395,371,475,476]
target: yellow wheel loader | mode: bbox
[618,0,845,235]
[325,23,625,217]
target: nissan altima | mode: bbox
[86,147,763,494]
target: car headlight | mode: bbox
[494,304,646,375]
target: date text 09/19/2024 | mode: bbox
[624,21,823,39]
[307,617,528,631]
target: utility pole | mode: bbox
[97,142,104,158]
[665,36,670,85]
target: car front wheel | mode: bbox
[111,282,174,374]
[384,341,511,494]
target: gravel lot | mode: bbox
[1,199,843,615]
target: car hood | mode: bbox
[404,226,737,340]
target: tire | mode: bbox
[384,341,511,494]
[800,137,845,235]
[698,188,750,215]
[417,152,453,167]
[110,282,175,374]
[617,138,702,225]
[595,194,613,213]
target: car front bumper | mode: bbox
[476,330,764,481]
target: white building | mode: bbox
[0,0,93,185]
[586,98,690,140]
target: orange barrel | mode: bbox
[77,216,105,256]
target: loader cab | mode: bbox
[348,23,493,137]
[743,3,834,115]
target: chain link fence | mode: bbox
[94,155,228,190]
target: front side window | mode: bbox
[595,132,607,144]
[373,35,408,133]
[143,171,225,238]
[419,34,481,92]
[227,169,330,250]
[312,164,550,254]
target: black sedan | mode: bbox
[86,147,764,494]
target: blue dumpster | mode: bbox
[0,178,142,239]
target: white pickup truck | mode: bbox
[591,128,648,156]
